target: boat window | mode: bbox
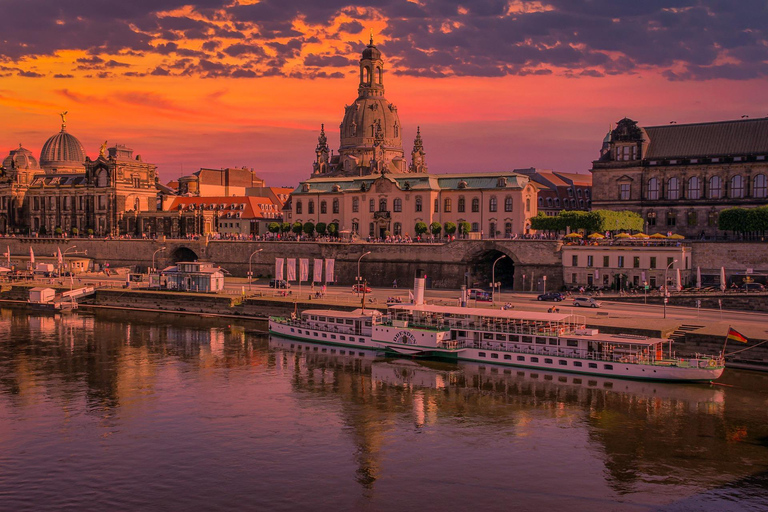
[566,340,579,347]
[479,352,487,357]
[517,356,525,361]
[604,364,613,370]
[573,361,583,367]
[331,335,336,339]
[559,360,567,366]
[331,349,336,353]
[314,332,318,336]
[290,328,295,332]
[535,338,546,344]
[365,321,371,327]
[346,320,353,325]
[337,318,345,323]
[349,337,355,342]
[496,334,505,341]
[588,363,597,368]
[322,333,327,338]
[340,336,346,340]
[457,331,467,337]
[318,316,326,322]
[545,358,553,364]
[504,355,512,360]
[340,350,345,355]
[321,348,327,352]
[531,357,539,363]
[522,336,533,344]
[548,339,558,345]
[483,333,494,340]
[491,353,499,359]
[359,339,365,343]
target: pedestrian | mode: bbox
[393,279,397,288]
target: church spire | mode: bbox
[410,126,427,173]
[313,123,330,175]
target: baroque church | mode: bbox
[286,38,539,239]
[0,114,160,236]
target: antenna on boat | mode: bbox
[361,279,367,311]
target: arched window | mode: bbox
[320,201,327,214]
[352,221,359,233]
[647,178,659,200]
[352,197,359,212]
[555,198,560,207]
[444,198,452,212]
[546,198,553,207]
[393,222,402,235]
[579,199,584,208]
[577,189,583,198]
[295,201,302,214]
[688,176,701,199]
[308,201,315,214]
[471,198,480,212]
[471,222,479,232]
[489,196,497,212]
[379,198,387,211]
[667,178,680,200]
[363,66,370,84]
[393,198,402,212]
[415,196,423,212]
[538,197,543,207]
[709,176,722,199]
[505,197,513,212]
[754,174,767,198]
[504,222,512,235]
[369,199,375,212]
[730,175,744,198]
[377,67,382,85]
[458,197,465,212]
[332,198,339,214]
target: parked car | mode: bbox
[474,291,492,302]
[269,279,291,289]
[573,296,602,308]
[537,292,565,302]
[742,283,766,292]
[352,284,372,293]
[468,288,487,299]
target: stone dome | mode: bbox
[2,145,40,170]
[40,127,86,170]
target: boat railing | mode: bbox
[271,317,363,336]
[384,319,577,337]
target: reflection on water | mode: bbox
[0,308,767,511]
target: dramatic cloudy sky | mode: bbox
[1,0,766,185]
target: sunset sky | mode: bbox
[1,0,767,187]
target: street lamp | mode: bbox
[663,259,678,319]
[60,245,78,277]
[248,248,263,290]
[357,251,372,295]
[491,254,507,304]
[152,246,166,274]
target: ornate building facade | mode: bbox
[0,117,160,236]
[591,117,768,237]
[286,39,539,238]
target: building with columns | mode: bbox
[285,38,539,238]
[591,117,768,238]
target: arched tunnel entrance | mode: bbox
[469,250,515,291]
[171,246,199,263]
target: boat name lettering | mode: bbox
[394,331,416,344]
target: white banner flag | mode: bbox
[300,258,309,282]
[313,258,323,283]
[325,258,335,283]
[641,271,646,282]
[275,258,284,281]
[287,258,296,281]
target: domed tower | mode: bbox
[39,113,87,173]
[2,145,41,172]
[336,36,406,176]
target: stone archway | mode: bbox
[469,248,516,291]
[171,246,199,263]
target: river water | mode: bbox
[0,308,766,512]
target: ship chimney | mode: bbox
[413,276,426,305]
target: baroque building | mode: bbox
[0,115,160,236]
[287,39,539,238]
[591,117,768,237]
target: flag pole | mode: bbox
[721,326,730,360]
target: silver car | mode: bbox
[573,297,601,308]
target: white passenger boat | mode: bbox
[269,279,725,382]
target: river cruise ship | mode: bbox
[269,280,725,382]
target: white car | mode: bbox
[573,297,602,308]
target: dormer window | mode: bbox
[496,177,507,187]
[458,180,467,189]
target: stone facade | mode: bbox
[591,117,768,238]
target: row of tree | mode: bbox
[529,210,644,233]
[718,206,768,239]
[268,222,340,236]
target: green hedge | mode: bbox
[530,210,644,233]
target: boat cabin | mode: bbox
[301,309,382,337]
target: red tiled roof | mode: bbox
[167,196,282,220]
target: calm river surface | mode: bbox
[1,308,767,512]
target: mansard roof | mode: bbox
[644,118,768,160]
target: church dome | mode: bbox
[40,126,86,170]
[2,145,40,170]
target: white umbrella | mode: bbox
[720,267,726,292]
[675,268,682,291]
[0,266,10,273]
[696,266,701,289]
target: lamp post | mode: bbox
[491,254,507,304]
[248,248,263,290]
[663,259,678,319]
[357,251,371,295]
[61,245,78,277]
[152,246,166,274]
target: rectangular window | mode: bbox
[559,360,568,366]
[650,257,657,269]
[571,273,577,284]
[535,338,546,345]
[434,199,439,213]
[667,257,674,267]
[587,255,593,267]
[369,199,375,212]
[588,363,597,369]
[544,358,553,364]
[603,255,609,267]
[566,340,578,347]
[617,256,624,268]
[571,255,578,266]
[531,357,539,363]
[633,256,640,268]
[574,361,583,367]
[478,352,486,357]
[491,353,499,359]
[504,354,511,360]
[517,356,525,361]
[604,364,613,370]
[522,336,533,344]
[619,183,630,200]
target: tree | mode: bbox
[291,222,303,235]
[303,222,315,235]
[39,226,47,235]
[268,222,281,234]
[529,210,644,234]
[430,221,442,236]
[414,222,428,236]
[719,206,768,240]
[315,222,327,235]
[458,221,471,237]
[71,227,79,236]
[444,222,457,236]
[328,223,339,236]
[54,227,63,236]
[281,222,291,233]
[86,228,94,236]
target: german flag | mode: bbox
[727,328,748,344]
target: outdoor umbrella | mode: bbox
[720,267,727,292]
[676,268,682,291]
[633,233,649,239]
[649,233,667,239]
[614,233,632,238]
[588,233,605,239]
[565,233,582,238]
[668,234,685,240]
[696,266,702,289]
